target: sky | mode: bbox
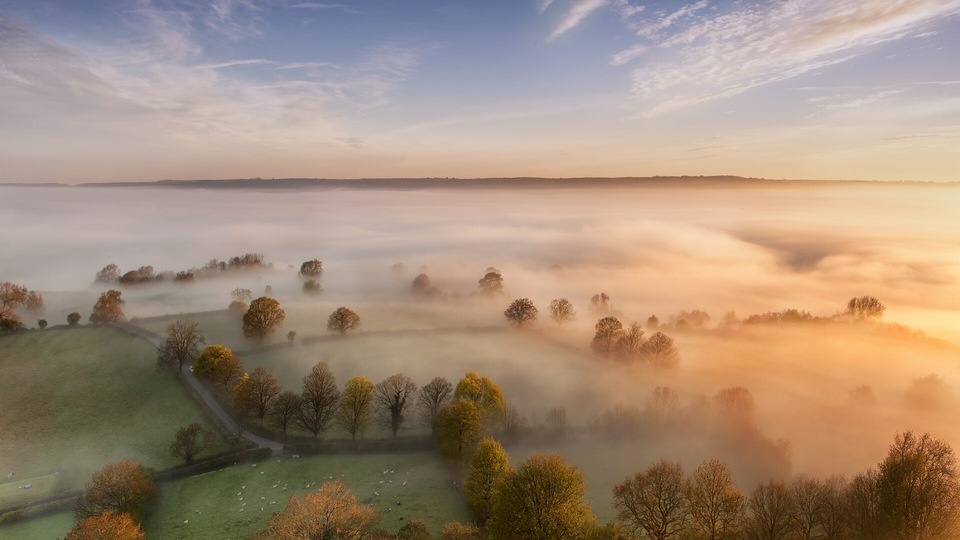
[0,0,958,183]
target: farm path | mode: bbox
[114,322,285,453]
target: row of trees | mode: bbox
[94,253,271,285]
[591,316,679,366]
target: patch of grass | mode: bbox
[0,328,230,503]
[142,451,469,539]
[0,508,73,538]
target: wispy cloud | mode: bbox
[193,59,272,70]
[609,0,960,115]
[547,0,610,42]
[540,0,557,13]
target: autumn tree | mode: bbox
[549,298,576,326]
[170,423,214,465]
[591,316,623,357]
[454,371,505,427]
[613,460,687,540]
[327,306,361,335]
[615,322,646,362]
[464,437,510,525]
[156,319,205,372]
[433,400,483,460]
[25,290,44,312]
[504,297,538,328]
[193,344,244,388]
[96,264,121,283]
[374,373,418,437]
[244,367,282,426]
[299,258,323,279]
[68,311,81,326]
[876,430,960,538]
[230,373,258,436]
[746,481,794,540]
[257,480,378,540]
[844,295,885,321]
[642,331,679,368]
[488,453,595,540]
[419,376,453,430]
[268,390,302,435]
[75,461,157,524]
[232,288,253,303]
[298,361,340,438]
[336,376,375,440]
[65,510,144,540]
[243,296,285,343]
[478,270,504,296]
[684,459,745,540]
[89,290,124,324]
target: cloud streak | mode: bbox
[547,0,609,42]
[611,0,960,115]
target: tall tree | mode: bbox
[433,400,483,461]
[230,373,258,437]
[591,316,623,357]
[613,460,688,540]
[89,290,124,324]
[464,437,510,525]
[374,373,418,437]
[615,322,646,362]
[268,391,302,435]
[418,376,453,431]
[684,459,745,540]
[327,306,361,335]
[170,423,214,465]
[335,376,375,440]
[876,431,960,539]
[65,510,144,540]
[549,298,576,326]
[746,481,794,540]
[242,296,285,343]
[156,319,205,372]
[454,371,505,427]
[298,362,340,438]
[75,461,157,524]
[790,476,826,540]
[488,453,595,540]
[504,298,538,328]
[248,367,282,426]
[257,480,378,540]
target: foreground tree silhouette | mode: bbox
[613,460,687,540]
[464,437,510,525]
[374,373,418,437]
[89,290,124,324]
[327,306,361,335]
[746,481,793,540]
[243,296,285,343]
[170,423,214,465]
[877,430,960,538]
[75,461,157,524]
[418,376,453,431]
[335,376,375,440]
[488,453,595,539]
[684,459,745,540]
[504,298,538,328]
[256,480,378,540]
[268,390,302,435]
[65,510,144,540]
[591,316,624,357]
[845,295,885,321]
[298,362,340,438]
[156,319,205,372]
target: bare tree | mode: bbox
[374,373,418,438]
[170,423,214,465]
[614,460,688,540]
[548,298,576,326]
[503,298,538,328]
[249,367,282,426]
[790,476,826,540]
[418,377,453,431]
[615,322,646,362]
[844,295,885,321]
[156,319,205,372]
[591,316,624,357]
[642,331,679,368]
[747,481,794,540]
[684,459,745,540]
[268,391,302,435]
[298,362,340,438]
[644,386,681,426]
[96,264,121,283]
[714,387,755,424]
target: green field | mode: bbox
[3,451,469,539]
[0,328,229,505]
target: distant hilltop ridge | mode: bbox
[1,176,951,189]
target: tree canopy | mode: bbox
[549,298,576,326]
[75,461,157,524]
[374,373,418,438]
[65,510,144,540]
[170,423,214,465]
[335,376,375,440]
[327,306,361,335]
[433,400,483,461]
[256,480,378,540]
[454,371,505,427]
[156,319,205,372]
[242,296,285,343]
[464,437,510,525]
[89,289,125,324]
[504,297,538,328]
